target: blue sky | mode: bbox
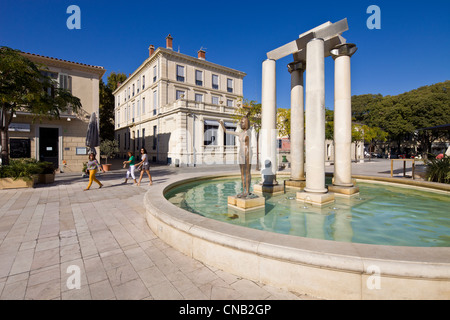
[1,0,449,110]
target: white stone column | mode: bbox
[297,38,334,205]
[260,59,277,185]
[304,38,327,193]
[329,43,359,196]
[287,61,306,186]
[254,59,283,194]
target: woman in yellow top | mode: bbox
[84,153,103,190]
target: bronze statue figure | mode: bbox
[220,116,252,198]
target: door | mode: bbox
[39,127,59,168]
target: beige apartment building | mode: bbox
[7,52,106,172]
[114,35,247,166]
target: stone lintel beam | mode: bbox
[266,18,349,61]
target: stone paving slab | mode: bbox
[0,166,312,300]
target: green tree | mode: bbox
[99,72,127,141]
[0,47,81,165]
[277,108,291,138]
[351,81,450,158]
[325,108,334,140]
[351,93,383,124]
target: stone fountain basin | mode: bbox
[144,171,450,300]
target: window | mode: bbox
[226,99,233,107]
[137,79,140,93]
[227,78,233,93]
[137,130,140,150]
[224,122,236,146]
[153,90,158,115]
[212,96,219,105]
[132,103,135,122]
[41,70,58,95]
[153,66,157,82]
[142,75,145,89]
[153,126,157,150]
[59,74,72,92]
[117,111,120,128]
[176,90,185,100]
[142,128,145,148]
[204,121,219,146]
[176,65,185,82]
[137,100,140,117]
[9,139,31,158]
[142,97,145,114]
[132,84,135,96]
[195,93,203,103]
[212,74,219,90]
[128,87,130,99]
[117,95,120,106]
[195,70,203,86]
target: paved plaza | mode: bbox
[0,159,422,300]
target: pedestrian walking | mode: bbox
[84,153,103,190]
[136,148,153,186]
[122,151,137,184]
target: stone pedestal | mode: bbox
[227,206,265,222]
[327,185,359,197]
[227,195,265,211]
[296,191,335,206]
[252,183,284,194]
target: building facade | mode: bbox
[114,35,247,166]
[7,52,105,172]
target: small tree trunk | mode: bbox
[0,129,9,166]
[0,106,10,166]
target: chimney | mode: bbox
[166,34,173,50]
[148,44,155,56]
[197,49,206,60]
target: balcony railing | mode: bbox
[160,99,236,115]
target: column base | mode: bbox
[227,195,265,211]
[284,179,306,189]
[253,183,285,194]
[328,185,360,198]
[296,191,335,207]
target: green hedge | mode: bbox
[0,159,55,181]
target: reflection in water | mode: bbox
[165,177,450,247]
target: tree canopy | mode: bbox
[99,72,127,141]
[351,80,450,155]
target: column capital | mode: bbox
[287,61,305,73]
[330,43,357,59]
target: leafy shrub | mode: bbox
[0,159,54,181]
[100,139,119,164]
[426,156,450,184]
